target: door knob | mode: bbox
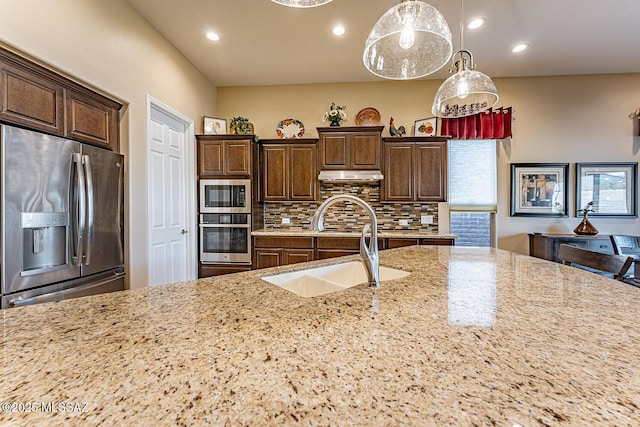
[181,229,188,234]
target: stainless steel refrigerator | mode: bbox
[1,125,125,308]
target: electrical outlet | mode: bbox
[281,217,291,224]
[399,219,409,226]
[421,215,433,224]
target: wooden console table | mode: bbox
[528,233,613,263]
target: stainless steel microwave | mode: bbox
[199,179,251,213]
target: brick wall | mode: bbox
[450,212,492,246]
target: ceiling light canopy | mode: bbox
[363,0,452,80]
[270,0,333,7]
[432,0,498,118]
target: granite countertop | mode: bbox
[252,228,457,239]
[1,246,639,425]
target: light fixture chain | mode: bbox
[460,0,464,51]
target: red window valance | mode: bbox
[441,107,513,140]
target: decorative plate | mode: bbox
[355,107,381,126]
[276,119,305,139]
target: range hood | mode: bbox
[318,170,384,182]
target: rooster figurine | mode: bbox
[389,117,406,137]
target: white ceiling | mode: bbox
[126,0,640,87]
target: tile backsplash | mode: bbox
[263,183,439,232]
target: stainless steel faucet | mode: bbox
[310,194,380,288]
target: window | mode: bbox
[448,140,497,247]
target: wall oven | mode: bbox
[199,213,251,264]
[200,179,250,213]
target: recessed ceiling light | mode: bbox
[467,18,485,30]
[206,32,220,41]
[332,25,345,36]
[511,43,529,53]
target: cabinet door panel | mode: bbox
[198,140,223,176]
[263,145,288,200]
[0,63,63,135]
[320,133,349,169]
[316,249,359,260]
[386,238,420,249]
[225,140,251,175]
[290,145,317,201]
[254,249,282,269]
[351,132,380,169]
[284,249,314,265]
[65,90,117,150]
[383,144,414,201]
[416,142,446,201]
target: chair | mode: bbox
[610,235,640,284]
[610,235,640,256]
[557,244,633,281]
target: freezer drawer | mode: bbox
[2,268,125,309]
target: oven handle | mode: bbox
[199,223,251,228]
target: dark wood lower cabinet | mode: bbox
[199,263,252,278]
[283,249,314,265]
[252,235,455,268]
[386,238,455,249]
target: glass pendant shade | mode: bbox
[363,0,452,80]
[432,50,498,118]
[270,0,333,7]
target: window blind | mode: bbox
[448,139,497,211]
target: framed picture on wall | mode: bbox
[203,116,226,135]
[414,117,437,136]
[510,163,569,217]
[576,162,637,217]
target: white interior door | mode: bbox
[147,98,195,286]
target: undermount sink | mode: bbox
[261,261,410,297]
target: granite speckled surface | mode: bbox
[1,246,639,426]
[252,228,457,240]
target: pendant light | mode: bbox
[432,0,498,118]
[363,0,452,80]
[270,0,333,7]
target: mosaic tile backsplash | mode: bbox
[263,183,439,232]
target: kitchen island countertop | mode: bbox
[1,246,639,425]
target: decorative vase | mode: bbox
[574,212,598,235]
[330,121,341,127]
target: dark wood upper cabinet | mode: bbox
[259,139,318,202]
[197,135,252,177]
[383,143,414,201]
[263,144,288,200]
[415,142,447,201]
[0,62,64,135]
[318,126,383,170]
[65,89,119,150]
[0,46,122,150]
[289,144,317,200]
[382,137,448,202]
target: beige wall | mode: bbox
[0,0,217,289]
[218,74,640,254]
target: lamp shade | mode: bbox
[363,1,452,80]
[270,0,333,7]
[432,51,498,118]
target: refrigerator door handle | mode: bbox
[73,153,86,266]
[83,154,94,265]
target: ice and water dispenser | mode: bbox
[20,212,69,275]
